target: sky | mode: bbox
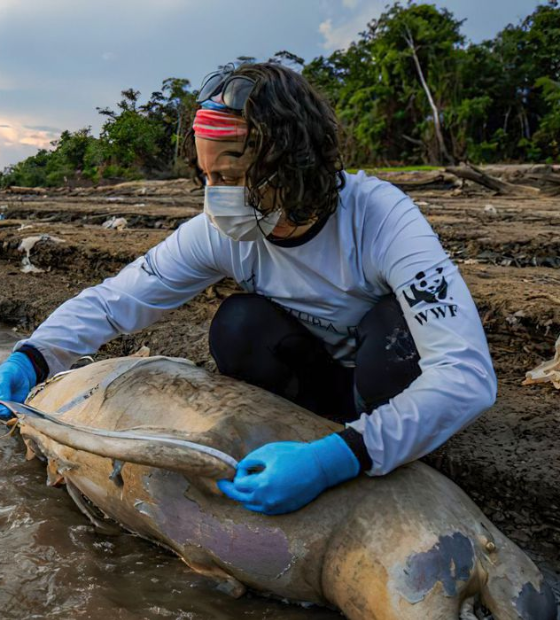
[0,0,550,170]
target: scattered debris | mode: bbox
[527,293,560,306]
[6,186,47,195]
[102,216,128,230]
[20,260,44,274]
[130,345,151,357]
[523,335,560,389]
[381,171,458,191]
[18,233,65,274]
[446,163,541,196]
[448,246,560,269]
[527,169,560,191]
[506,310,526,326]
[459,598,478,620]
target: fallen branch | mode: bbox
[402,134,424,147]
[6,186,47,195]
[523,335,560,389]
[375,171,457,191]
[403,25,455,165]
[527,293,560,306]
[528,171,560,185]
[445,164,541,196]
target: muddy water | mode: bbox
[0,329,340,620]
[0,442,339,620]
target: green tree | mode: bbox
[305,1,560,166]
[533,77,560,159]
[3,1,559,185]
[306,3,467,165]
[463,1,560,161]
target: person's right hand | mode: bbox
[0,353,37,420]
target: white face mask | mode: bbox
[203,185,281,242]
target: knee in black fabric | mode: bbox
[209,293,288,380]
[354,294,421,411]
[208,293,350,417]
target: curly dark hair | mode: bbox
[185,62,345,226]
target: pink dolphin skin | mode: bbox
[16,356,557,620]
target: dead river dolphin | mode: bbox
[5,355,556,620]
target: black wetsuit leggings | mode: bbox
[209,293,421,424]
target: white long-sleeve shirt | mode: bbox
[16,171,497,475]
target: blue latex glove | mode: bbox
[0,352,38,420]
[217,434,360,515]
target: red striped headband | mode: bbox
[193,108,248,141]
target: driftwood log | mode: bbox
[5,186,47,195]
[445,164,541,196]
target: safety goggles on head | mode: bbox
[196,65,256,112]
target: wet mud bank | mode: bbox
[0,175,559,615]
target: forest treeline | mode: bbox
[1,1,559,188]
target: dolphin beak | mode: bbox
[0,400,237,480]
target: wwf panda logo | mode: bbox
[404,268,448,307]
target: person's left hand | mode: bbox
[0,352,38,420]
[217,434,360,515]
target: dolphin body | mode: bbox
[7,355,556,620]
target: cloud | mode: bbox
[0,142,44,171]
[318,16,361,51]
[102,52,117,62]
[320,0,548,53]
[319,1,385,51]
[319,19,338,49]
[0,0,19,14]
[0,117,62,169]
[4,128,57,149]
[24,124,63,133]
[0,124,20,147]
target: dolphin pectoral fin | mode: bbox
[109,459,125,487]
[24,441,38,461]
[179,548,246,598]
[46,459,65,487]
[66,480,123,536]
[188,560,246,598]
[1,400,237,481]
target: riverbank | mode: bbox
[0,170,559,615]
